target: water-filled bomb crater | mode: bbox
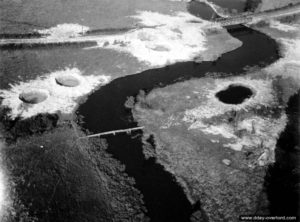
[215,84,254,104]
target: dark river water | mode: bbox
[77,25,279,222]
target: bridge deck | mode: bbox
[79,126,144,139]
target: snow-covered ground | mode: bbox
[184,78,277,121]
[269,20,299,32]
[36,24,90,39]
[32,11,210,67]
[92,11,210,66]
[180,20,300,166]
[0,68,110,119]
[264,24,300,83]
[182,76,287,165]
[1,10,236,120]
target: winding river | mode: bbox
[77,25,279,222]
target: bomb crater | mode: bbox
[55,75,80,87]
[19,89,49,104]
[215,84,253,104]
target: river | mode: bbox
[77,25,279,221]
[0,1,289,221]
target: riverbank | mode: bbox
[251,17,300,86]
[1,1,298,221]
[0,10,242,119]
[77,24,281,221]
[129,12,300,222]
[250,10,300,218]
[131,71,292,221]
[0,139,11,221]
[0,110,148,222]
[0,2,245,221]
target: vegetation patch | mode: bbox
[0,110,147,222]
[130,71,296,221]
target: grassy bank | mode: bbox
[130,71,298,221]
[0,109,147,222]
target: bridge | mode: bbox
[78,126,144,139]
[213,3,300,26]
[0,3,299,47]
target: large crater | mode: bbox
[215,84,254,104]
[55,75,80,87]
[19,89,49,104]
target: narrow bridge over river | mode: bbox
[78,126,145,139]
[214,3,300,26]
